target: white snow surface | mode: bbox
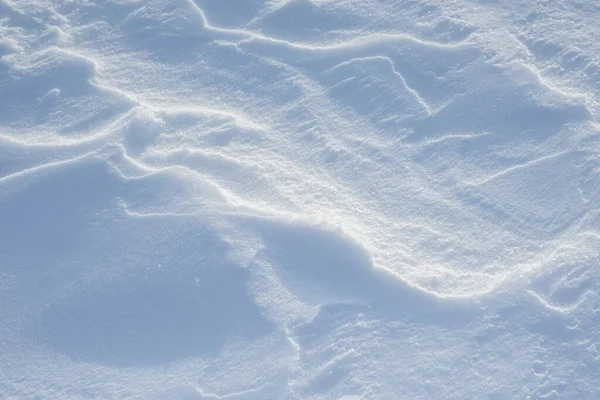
[1,0,600,398]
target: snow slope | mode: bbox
[1,0,600,398]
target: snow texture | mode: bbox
[1,0,600,398]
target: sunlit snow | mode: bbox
[1,0,600,398]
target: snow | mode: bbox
[1,0,600,398]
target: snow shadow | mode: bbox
[247,218,476,328]
[0,157,123,279]
[34,254,271,367]
[2,156,273,367]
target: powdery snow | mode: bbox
[1,0,600,398]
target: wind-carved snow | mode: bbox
[1,0,600,399]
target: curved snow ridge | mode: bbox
[3,0,600,398]
[326,55,435,116]
[1,46,136,140]
[187,0,473,51]
[3,0,597,299]
[0,142,489,310]
[2,0,598,298]
[0,151,275,362]
[242,215,478,301]
[439,0,600,119]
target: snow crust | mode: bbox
[1,0,600,398]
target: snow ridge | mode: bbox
[1,0,600,398]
